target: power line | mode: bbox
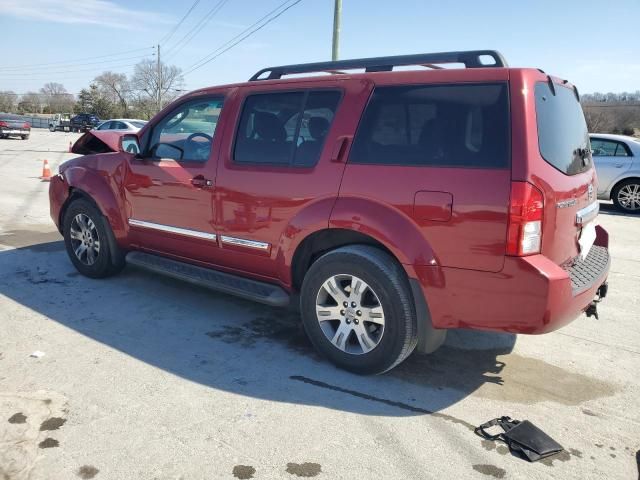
[159,0,202,45]
[0,60,151,78]
[184,0,304,76]
[0,47,154,71]
[0,55,153,76]
[163,0,231,60]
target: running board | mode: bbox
[125,251,290,307]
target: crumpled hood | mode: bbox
[71,130,123,155]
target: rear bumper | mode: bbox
[410,225,610,334]
[49,174,69,232]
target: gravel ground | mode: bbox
[1,130,639,480]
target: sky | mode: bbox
[0,0,638,97]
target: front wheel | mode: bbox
[63,199,124,278]
[300,245,417,375]
[612,179,640,213]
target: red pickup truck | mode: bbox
[50,51,610,374]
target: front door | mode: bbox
[124,94,227,264]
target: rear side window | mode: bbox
[234,90,341,167]
[535,82,591,175]
[349,83,510,168]
[590,138,630,157]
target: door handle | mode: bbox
[614,164,624,168]
[191,175,213,187]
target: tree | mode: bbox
[94,71,130,116]
[17,92,44,114]
[131,58,184,113]
[75,84,114,118]
[40,82,74,113]
[0,91,17,113]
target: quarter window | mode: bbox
[234,90,341,167]
[349,83,510,168]
[148,97,223,162]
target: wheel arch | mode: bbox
[611,176,640,199]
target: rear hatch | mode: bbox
[2,116,28,129]
[533,80,598,266]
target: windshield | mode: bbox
[535,82,592,175]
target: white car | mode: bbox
[95,119,147,132]
[590,133,640,213]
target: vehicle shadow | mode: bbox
[598,201,639,217]
[0,237,516,418]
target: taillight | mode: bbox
[0,121,8,128]
[506,181,544,256]
[23,122,30,129]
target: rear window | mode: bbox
[349,83,510,168]
[535,82,591,175]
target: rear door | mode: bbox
[590,137,633,195]
[337,71,512,273]
[213,79,371,280]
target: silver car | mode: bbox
[95,119,147,133]
[591,133,640,213]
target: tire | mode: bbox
[49,125,55,132]
[300,245,418,375]
[612,179,640,213]
[21,135,29,140]
[62,198,125,278]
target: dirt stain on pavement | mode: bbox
[285,462,322,477]
[569,448,583,458]
[540,450,571,466]
[232,465,256,479]
[77,465,99,479]
[393,346,616,405]
[8,412,27,424]
[40,417,66,431]
[38,437,59,449]
[472,464,506,478]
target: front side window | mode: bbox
[349,83,509,168]
[148,97,223,162]
[234,90,341,167]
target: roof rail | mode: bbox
[249,50,508,81]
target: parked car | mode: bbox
[0,114,30,140]
[96,119,148,133]
[50,50,610,374]
[70,113,101,132]
[590,133,640,213]
[48,113,72,132]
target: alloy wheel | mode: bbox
[315,274,385,355]
[69,213,101,265]
[617,183,640,211]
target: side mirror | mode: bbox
[120,134,140,155]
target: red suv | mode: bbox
[50,51,610,374]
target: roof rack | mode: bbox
[249,50,508,81]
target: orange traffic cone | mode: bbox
[41,159,52,181]
[68,141,72,153]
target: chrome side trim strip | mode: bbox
[220,235,270,251]
[575,201,599,225]
[128,219,216,241]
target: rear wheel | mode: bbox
[21,135,29,140]
[300,245,417,375]
[63,199,124,278]
[49,125,55,132]
[612,179,640,213]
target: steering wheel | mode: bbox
[184,132,213,160]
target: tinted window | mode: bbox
[130,121,146,128]
[234,90,341,167]
[535,82,591,175]
[113,121,128,129]
[97,121,111,130]
[349,83,509,168]
[615,143,630,157]
[148,97,223,162]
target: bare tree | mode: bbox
[0,91,17,113]
[131,59,184,112]
[94,71,131,116]
[18,92,44,114]
[39,82,75,113]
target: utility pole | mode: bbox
[332,0,341,61]
[156,44,161,112]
